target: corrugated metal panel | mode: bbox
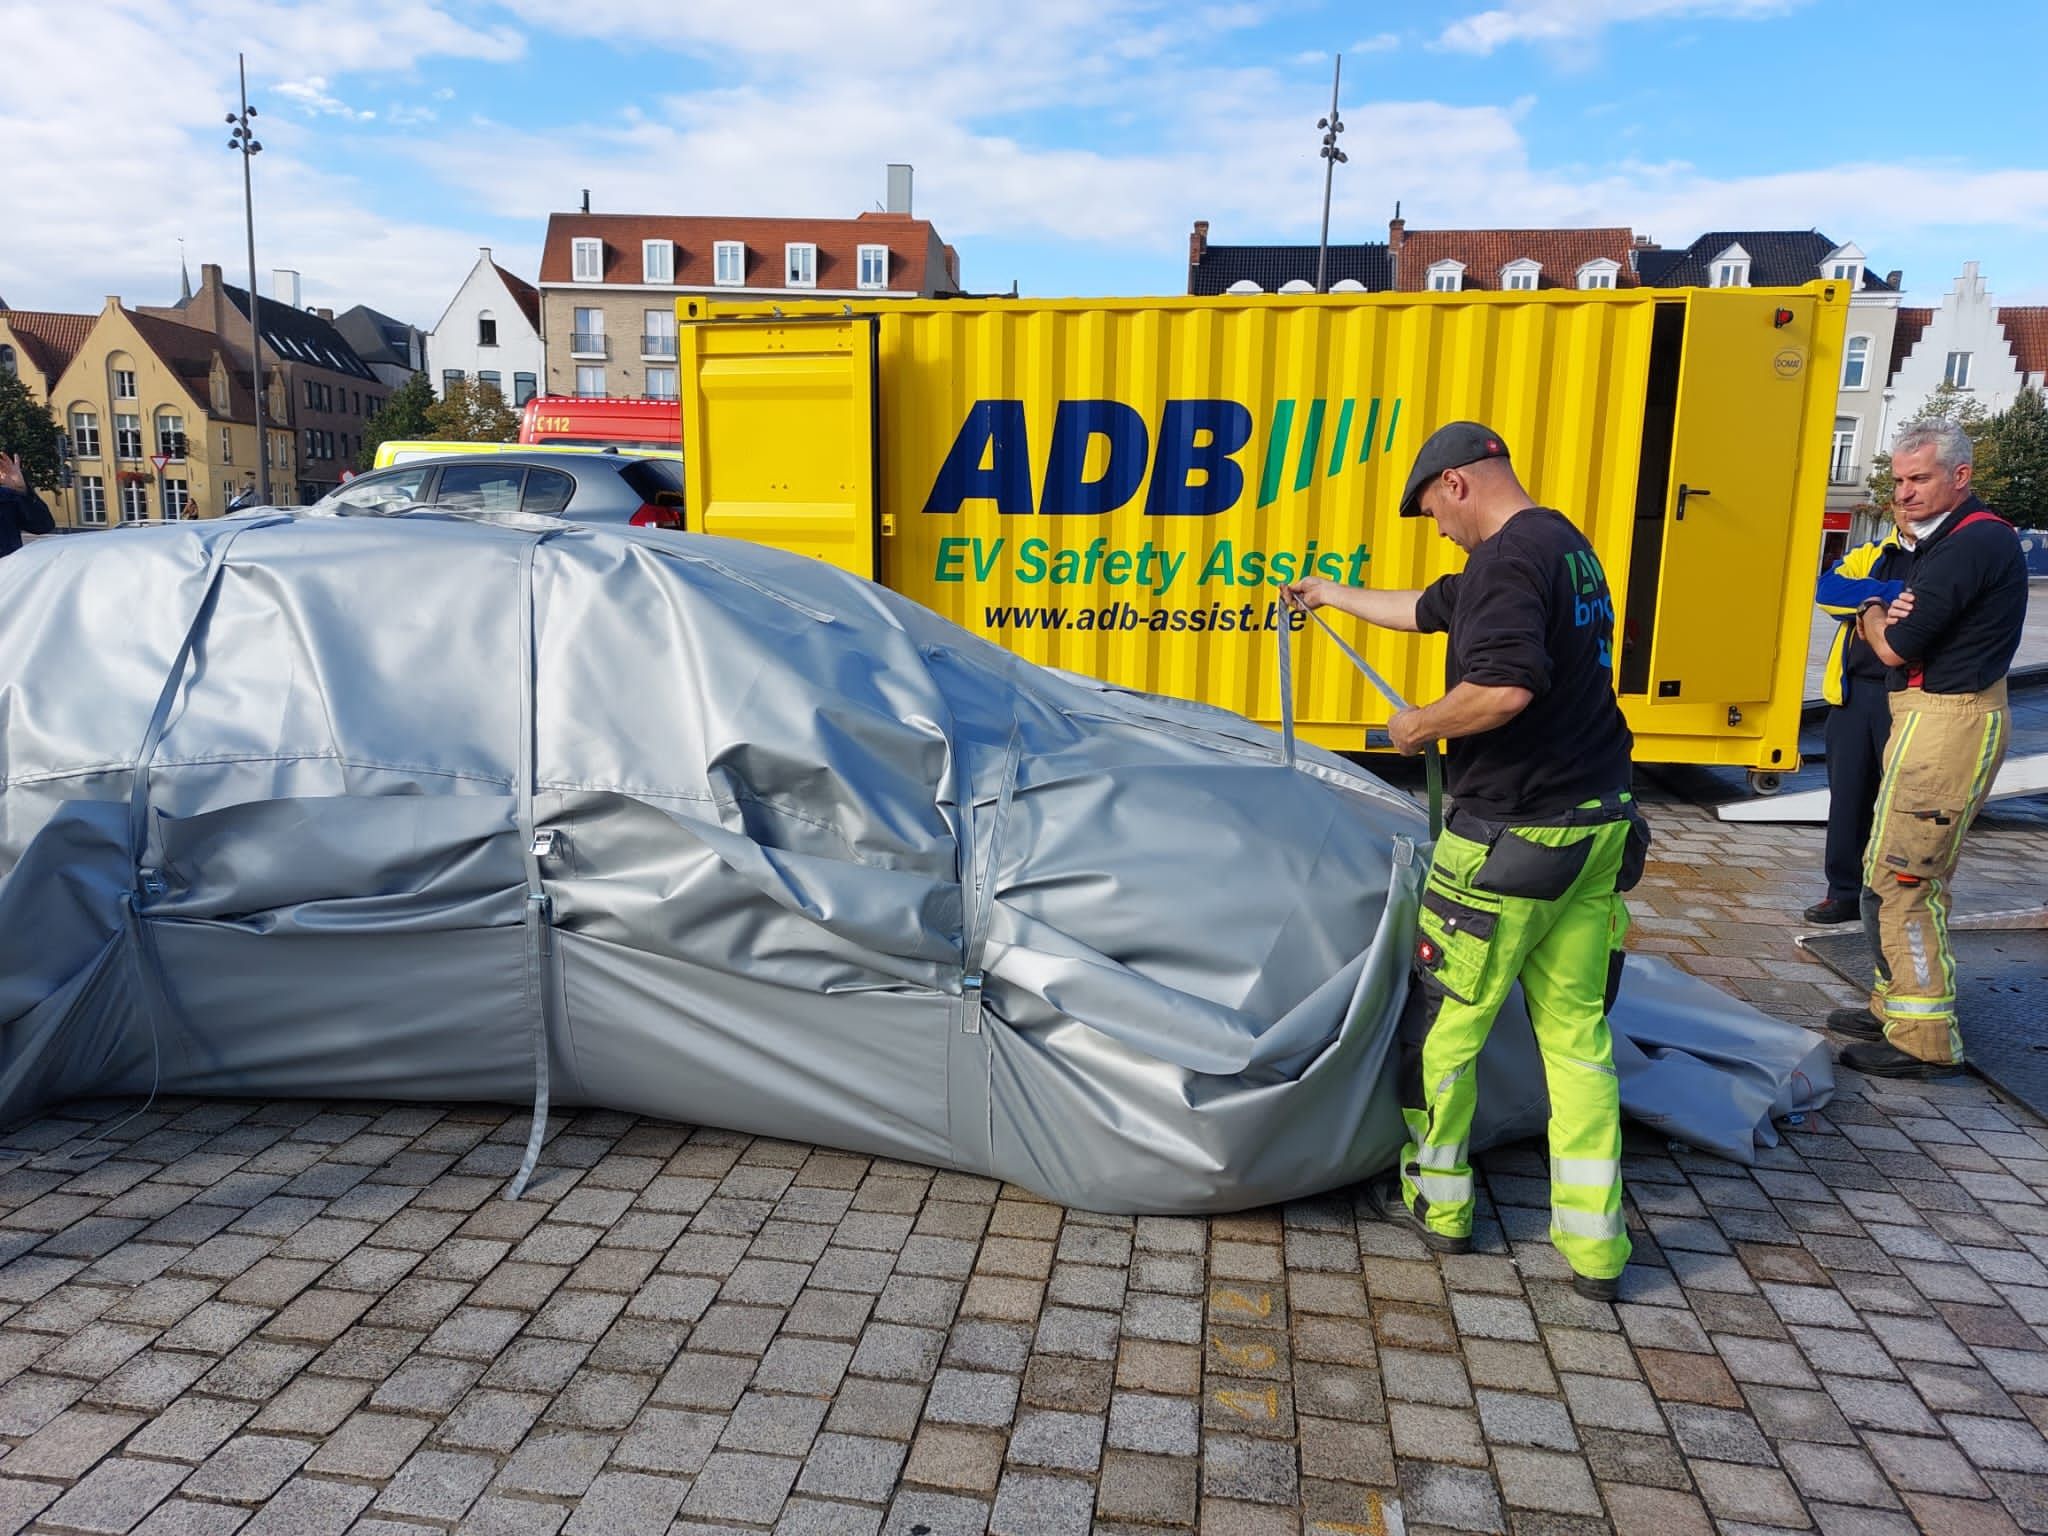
[682,286,1847,771]
[876,294,1656,734]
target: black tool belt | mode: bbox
[1446,791,1649,897]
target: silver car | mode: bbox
[316,450,686,529]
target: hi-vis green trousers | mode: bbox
[1400,804,1639,1281]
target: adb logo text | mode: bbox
[924,396,1405,517]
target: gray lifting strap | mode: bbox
[1276,600,1444,839]
[507,532,562,1201]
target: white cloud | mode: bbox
[1437,0,1804,55]
[1352,32,1401,53]
[275,77,376,121]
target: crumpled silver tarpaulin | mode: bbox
[0,514,1831,1211]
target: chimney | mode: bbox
[315,307,334,322]
[1885,269,1902,289]
[273,269,301,309]
[1388,203,1404,288]
[1189,220,1209,270]
[581,189,591,214]
[886,164,913,216]
[202,262,223,286]
[1631,234,1658,249]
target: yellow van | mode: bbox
[371,440,683,470]
[674,285,1848,785]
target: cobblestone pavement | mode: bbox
[0,799,2043,1535]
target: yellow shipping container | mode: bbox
[676,284,1848,786]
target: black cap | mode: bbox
[1398,421,1511,518]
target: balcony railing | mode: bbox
[1829,460,1864,487]
[641,334,678,358]
[570,332,608,358]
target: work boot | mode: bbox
[1841,1039,1963,1081]
[1572,1271,1621,1303]
[1803,896,1860,925]
[1825,1006,1884,1041]
[1369,1176,1472,1256]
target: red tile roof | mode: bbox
[1394,228,1639,291]
[539,211,952,294]
[1,309,96,383]
[1890,307,1933,379]
[493,264,541,330]
[126,310,259,421]
[2001,307,2048,379]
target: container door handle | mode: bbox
[1676,483,1712,521]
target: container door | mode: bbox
[1645,290,1816,705]
[677,316,880,579]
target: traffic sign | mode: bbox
[149,454,169,473]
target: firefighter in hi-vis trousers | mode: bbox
[1827,419,2029,1079]
[1283,422,1645,1301]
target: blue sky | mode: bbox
[5,0,2045,324]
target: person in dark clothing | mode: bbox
[1283,421,1641,1301]
[1827,419,2030,1078]
[0,453,55,557]
[1805,522,1911,923]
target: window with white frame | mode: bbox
[70,409,99,458]
[1500,259,1540,291]
[572,238,604,282]
[785,243,817,288]
[714,242,745,286]
[645,367,678,399]
[1427,261,1464,293]
[221,428,233,463]
[78,476,106,525]
[643,308,676,358]
[115,414,142,459]
[643,239,674,284]
[120,480,148,522]
[1576,259,1619,290]
[1831,417,1859,484]
[1842,335,1871,390]
[572,308,605,357]
[1711,246,1752,287]
[156,410,186,460]
[113,368,137,399]
[478,370,502,396]
[858,245,888,290]
[574,365,606,397]
[1945,351,1972,389]
[514,372,536,405]
[164,478,189,518]
[1830,261,1862,285]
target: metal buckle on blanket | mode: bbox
[961,970,984,1034]
[138,868,167,898]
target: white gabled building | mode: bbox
[426,249,545,406]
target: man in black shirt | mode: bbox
[1827,420,2028,1077]
[1284,421,1641,1300]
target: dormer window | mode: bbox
[785,243,817,288]
[857,245,888,290]
[1710,243,1751,287]
[1427,260,1464,293]
[1576,259,1620,290]
[572,238,603,282]
[1500,259,1540,291]
[714,241,745,286]
[1822,243,1865,290]
[643,239,674,284]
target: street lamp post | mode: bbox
[226,55,269,506]
[1314,54,1348,295]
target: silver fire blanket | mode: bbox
[0,513,1832,1212]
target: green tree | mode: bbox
[425,377,520,444]
[355,371,436,471]
[1981,386,2048,527]
[1866,381,1995,510]
[0,367,64,491]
